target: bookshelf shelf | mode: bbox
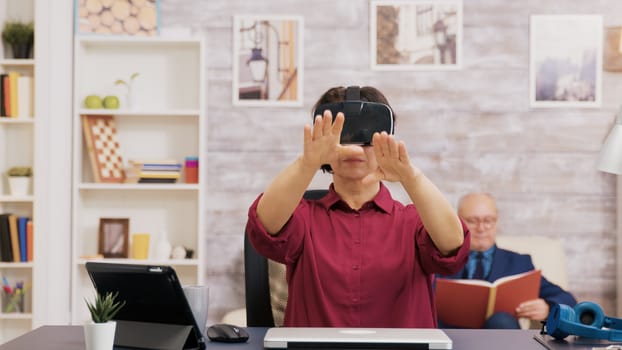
[0,313,32,320]
[0,119,34,124]
[0,0,37,342]
[71,36,207,325]
[76,258,199,266]
[0,262,33,268]
[77,109,200,117]
[0,195,34,202]
[77,183,199,191]
[0,59,34,67]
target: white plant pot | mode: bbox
[7,176,30,196]
[84,321,117,350]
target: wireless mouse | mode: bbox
[206,323,250,343]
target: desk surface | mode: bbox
[0,326,546,350]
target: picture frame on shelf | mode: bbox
[370,0,463,71]
[74,0,160,36]
[529,15,603,108]
[232,15,304,107]
[81,114,126,183]
[98,218,129,258]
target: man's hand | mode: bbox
[516,298,549,321]
[302,110,344,170]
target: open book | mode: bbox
[435,269,542,328]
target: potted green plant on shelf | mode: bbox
[6,166,32,196]
[1,21,34,59]
[115,72,140,109]
[84,291,125,350]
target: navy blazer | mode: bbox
[443,246,576,307]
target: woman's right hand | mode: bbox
[302,110,344,170]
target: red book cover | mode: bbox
[435,270,541,328]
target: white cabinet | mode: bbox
[0,0,36,342]
[70,37,206,324]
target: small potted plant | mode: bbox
[114,72,140,109]
[1,21,34,59]
[84,291,125,350]
[6,166,32,196]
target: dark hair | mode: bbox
[311,86,396,173]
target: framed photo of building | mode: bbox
[530,15,603,108]
[232,15,304,107]
[98,218,129,258]
[370,0,462,70]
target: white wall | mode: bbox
[34,0,622,325]
[155,0,622,322]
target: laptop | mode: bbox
[264,327,453,349]
[85,262,206,350]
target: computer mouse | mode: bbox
[206,323,250,343]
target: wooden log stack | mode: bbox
[76,0,158,36]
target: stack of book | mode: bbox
[126,160,182,184]
[0,213,33,262]
[1,72,33,118]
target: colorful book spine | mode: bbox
[8,72,20,118]
[18,217,28,262]
[26,220,33,262]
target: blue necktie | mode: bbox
[473,252,485,280]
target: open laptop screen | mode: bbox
[85,262,205,350]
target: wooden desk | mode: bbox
[0,325,546,350]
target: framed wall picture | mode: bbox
[529,15,603,108]
[232,15,304,107]
[98,218,129,258]
[370,0,462,70]
[603,26,622,73]
[75,0,160,36]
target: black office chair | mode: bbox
[244,189,328,327]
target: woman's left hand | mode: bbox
[365,132,420,184]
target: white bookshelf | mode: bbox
[0,0,36,342]
[70,36,207,324]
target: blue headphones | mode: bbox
[546,302,622,341]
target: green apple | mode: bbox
[103,95,120,109]
[84,95,103,109]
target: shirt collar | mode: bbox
[319,183,393,213]
[470,245,496,259]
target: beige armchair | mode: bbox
[495,235,569,328]
[222,235,569,329]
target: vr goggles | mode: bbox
[312,86,394,145]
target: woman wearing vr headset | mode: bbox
[246,86,470,328]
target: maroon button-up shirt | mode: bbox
[246,183,469,328]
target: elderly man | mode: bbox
[440,192,576,329]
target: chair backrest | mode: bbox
[495,235,568,289]
[244,189,328,327]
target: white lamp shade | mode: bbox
[598,108,622,174]
[249,59,267,82]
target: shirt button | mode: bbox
[352,265,359,270]
[352,297,359,302]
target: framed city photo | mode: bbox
[530,15,603,108]
[232,15,304,107]
[98,218,129,258]
[370,0,462,70]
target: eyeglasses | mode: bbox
[463,216,497,228]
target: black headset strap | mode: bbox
[345,86,360,101]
